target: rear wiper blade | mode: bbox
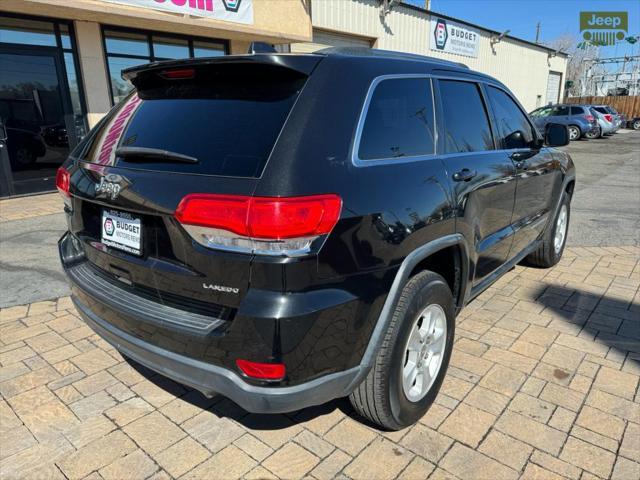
[115,146,199,164]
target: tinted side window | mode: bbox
[439,80,494,153]
[552,106,570,116]
[486,86,534,149]
[531,107,552,118]
[570,106,584,115]
[358,78,435,160]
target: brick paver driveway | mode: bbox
[1,244,638,479]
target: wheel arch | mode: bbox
[350,234,469,386]
[408,243,465,308]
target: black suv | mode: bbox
[58,49,574,430]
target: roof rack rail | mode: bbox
[315,46,469,68]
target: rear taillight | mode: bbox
[175,194,342,256]
[56,167,70,198]
[604,114,613,123]
[236,359,286,380]
[585,114,594,122]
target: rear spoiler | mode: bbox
[122,54,323,86]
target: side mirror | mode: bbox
[544,123,569,147]
[504,130,526,149]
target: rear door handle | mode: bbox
[452,168,477,182]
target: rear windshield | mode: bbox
[593,107,608,114]
[72,64,306,177]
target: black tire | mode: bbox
[525,192,570,268]
[585,127,601,139]
[567,125,581,141]
[349,270,455,430]
[633,119,640,130]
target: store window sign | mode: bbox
[102,0,253,25]
[430,17,479,58]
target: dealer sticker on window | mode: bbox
[101,209,142,255]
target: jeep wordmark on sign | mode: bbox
[58,48,574,429]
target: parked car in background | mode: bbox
[605,105,625,130]
[589,106,617,137]
[57,48,575,430]
[591,105,621,132]
[529,104,599,141]
[627,117,640,130]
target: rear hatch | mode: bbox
[66,55,321,314]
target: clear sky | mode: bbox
[406,0,640,58]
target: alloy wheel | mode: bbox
[568,126,580,141]
[402,304,447,402]
[554,204,568,254]
[585,128,600,139]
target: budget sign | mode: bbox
[430,17,479,58]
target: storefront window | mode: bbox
[0,17,57,47]
[193,40,226,58]
[105,30,150,57]
[106,56,146,104]
[0,14,87,197]
[153,36,189,59]
[103,28,228,105]
[59,24,72,49]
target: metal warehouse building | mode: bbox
[291,0,568,113]
[0,0,567,198]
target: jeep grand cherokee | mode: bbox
[58,48,574,429]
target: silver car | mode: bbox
[589,106,617,136]
[591,105,620,133]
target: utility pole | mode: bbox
[535,22,541,43]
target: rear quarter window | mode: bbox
[357,78,435,161]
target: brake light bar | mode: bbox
[56,167,71,198]
[236,359,286,380]
[175,194,342,256]
[159,68,195,80]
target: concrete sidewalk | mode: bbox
[0,194,69,308]
[1,246,638,480]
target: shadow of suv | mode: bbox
[58,48,575,430]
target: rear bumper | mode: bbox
[72,296,360,413]
[600,122,616,134]
[59,231,372,413]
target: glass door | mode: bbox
[0,46,74,196]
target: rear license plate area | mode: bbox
[101,209,142,256]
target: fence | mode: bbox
[565,96,640,118]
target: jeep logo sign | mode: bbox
[580,11,628,46]
[430,17,479,58]
[102,0,253,25]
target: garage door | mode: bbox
[546,71,562,105]
[291,29,372,53]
